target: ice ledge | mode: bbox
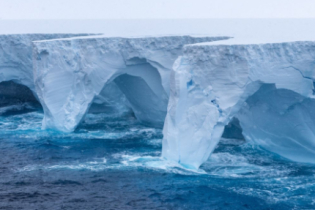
[188,35,315,46]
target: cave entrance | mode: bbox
[221,117,245,140]
[114,73,168,128]
[0,81,42,116]
[233,83,315,163]
[81,57,169,130]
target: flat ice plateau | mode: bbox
[1,19,315,170]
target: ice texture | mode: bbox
[0,34,92,98]
[32,36,227,132]
[162,41,315,169]
[2,32,315,170]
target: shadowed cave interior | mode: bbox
[83,57,169,130]
[0,81,42,116]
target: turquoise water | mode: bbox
[0,104,315,209]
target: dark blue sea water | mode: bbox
[1,103,315,209]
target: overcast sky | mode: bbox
[0,0,315,19]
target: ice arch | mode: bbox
[33,36,228,132]
[85,59,168,128]
[162,41,315,169]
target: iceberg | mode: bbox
[2,31,315,170]
[32,36,228,132]
[162,39,315,169]
[0,34,92,98]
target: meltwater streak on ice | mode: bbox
[1,108,315,208]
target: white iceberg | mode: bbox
[3,31,315,170]
[0,34,92,98]
[163,39,315,169]
[33,35,227,132]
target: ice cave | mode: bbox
[0,81,42,115]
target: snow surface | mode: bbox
[0,19,315,41]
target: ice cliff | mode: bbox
[2,33,315,170]
[162,40,315,169]
[32,36,227,132]
[0,34,92,98]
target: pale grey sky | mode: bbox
[0,0,315,19]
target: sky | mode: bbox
[0,0,315,20]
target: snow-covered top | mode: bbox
[32,34,229,43]
[1,19,314,47]
[189,37,315,47]
[1,19,314,40]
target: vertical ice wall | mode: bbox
[0,34,92,97]
[33,36,228,132]
[162,41,315,169]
